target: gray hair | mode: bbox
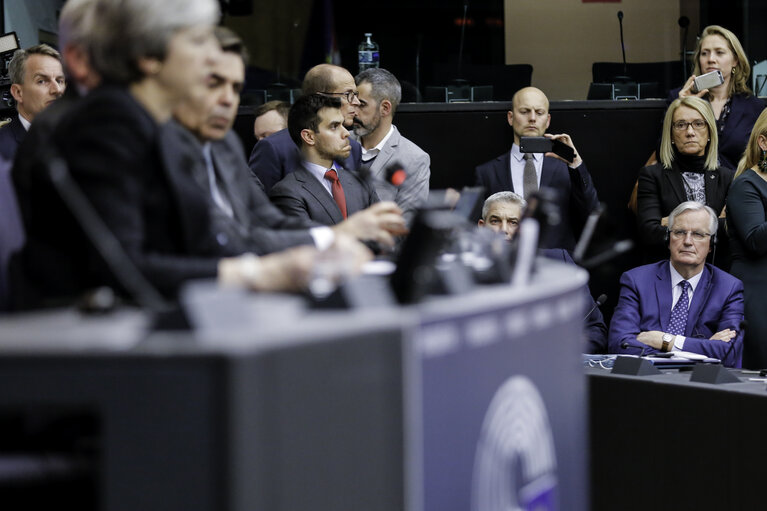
[355,67,402,111]
[668,201,718,235]
[88,0,219,85]
[59,0,98,48]
[481,191,527,220]
[8,44,62,84]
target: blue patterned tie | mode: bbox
[668,280,690,336]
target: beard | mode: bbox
[352,111,381,138]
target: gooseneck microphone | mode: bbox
[617,11,627,77]
[584,293,607,321]
[678,16,690,79]
[621,341,648,358]
[721,319,746,367]
[47,157,171,314]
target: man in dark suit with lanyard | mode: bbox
[475,86,599,251]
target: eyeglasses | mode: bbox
[670,229,713,241]
[321,90,359,103]
[672,120,707,131]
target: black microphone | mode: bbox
[457,1,469,79]
[678,16,690,79]
[578,239,634,269]
[47,157,171,314]
[584,293,607,321]
[720,319,746,367]
[617,11,627,77]
[621,341,648,358]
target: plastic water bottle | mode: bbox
[358,33,379,73]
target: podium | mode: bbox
[0,259,589,510]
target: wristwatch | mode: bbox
[661,333,674,352]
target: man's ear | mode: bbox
[507,110,514,127]
[10,83,22,103]
[381,99,392,117]
[478,219,485,228]
[300,128,315,146]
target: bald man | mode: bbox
[474,86,598,251]
[248,64,363,193]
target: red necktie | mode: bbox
[324,168,347,218]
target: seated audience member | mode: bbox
[269,94,379,226]
[0,44,65,160]
[11,0,355,309]
[249,64,362,192]
[478,191,607,353]
[253,100,288,142]
[608,201,744,366]
[725,109,767,369]
[637,96,733,267]
[352,68,430,226]
[474,86,598,251]
[171,27,405,254]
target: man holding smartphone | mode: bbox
[474,86,599,251]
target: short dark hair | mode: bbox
[214,25,249,64]
[288,93,342,147]
[254,100,289,121]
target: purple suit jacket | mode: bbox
[608,261,745,366]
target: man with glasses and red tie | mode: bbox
[608,201,745,367]
[249,64,363,193]
[269,94,380,226]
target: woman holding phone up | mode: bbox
[672,25,764,170]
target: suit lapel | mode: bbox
[11,116,26,145]
[210,145,250,225]
[704,170,718,207]
[338,168,368,215]
[685,265,712,337]
[157,124,210,250]
[664,167,687,204]
[494,152,513,193]
[655,263,673,332]
[719,96,743,151]
[370,127,399,179]
[296,168,344,224]
[540,156,555,188]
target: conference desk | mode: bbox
[0,260,589,511]
[588,365,767,510]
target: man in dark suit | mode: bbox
[248,64,363,193]
[475,86,598,251]
[608,201,745,366]
[478,191,608,353]
[0,44,65,160]
[171,27,406,253]
[269,94,379,226]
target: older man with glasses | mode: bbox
[608,201,745,367]
[248,64,363,193]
